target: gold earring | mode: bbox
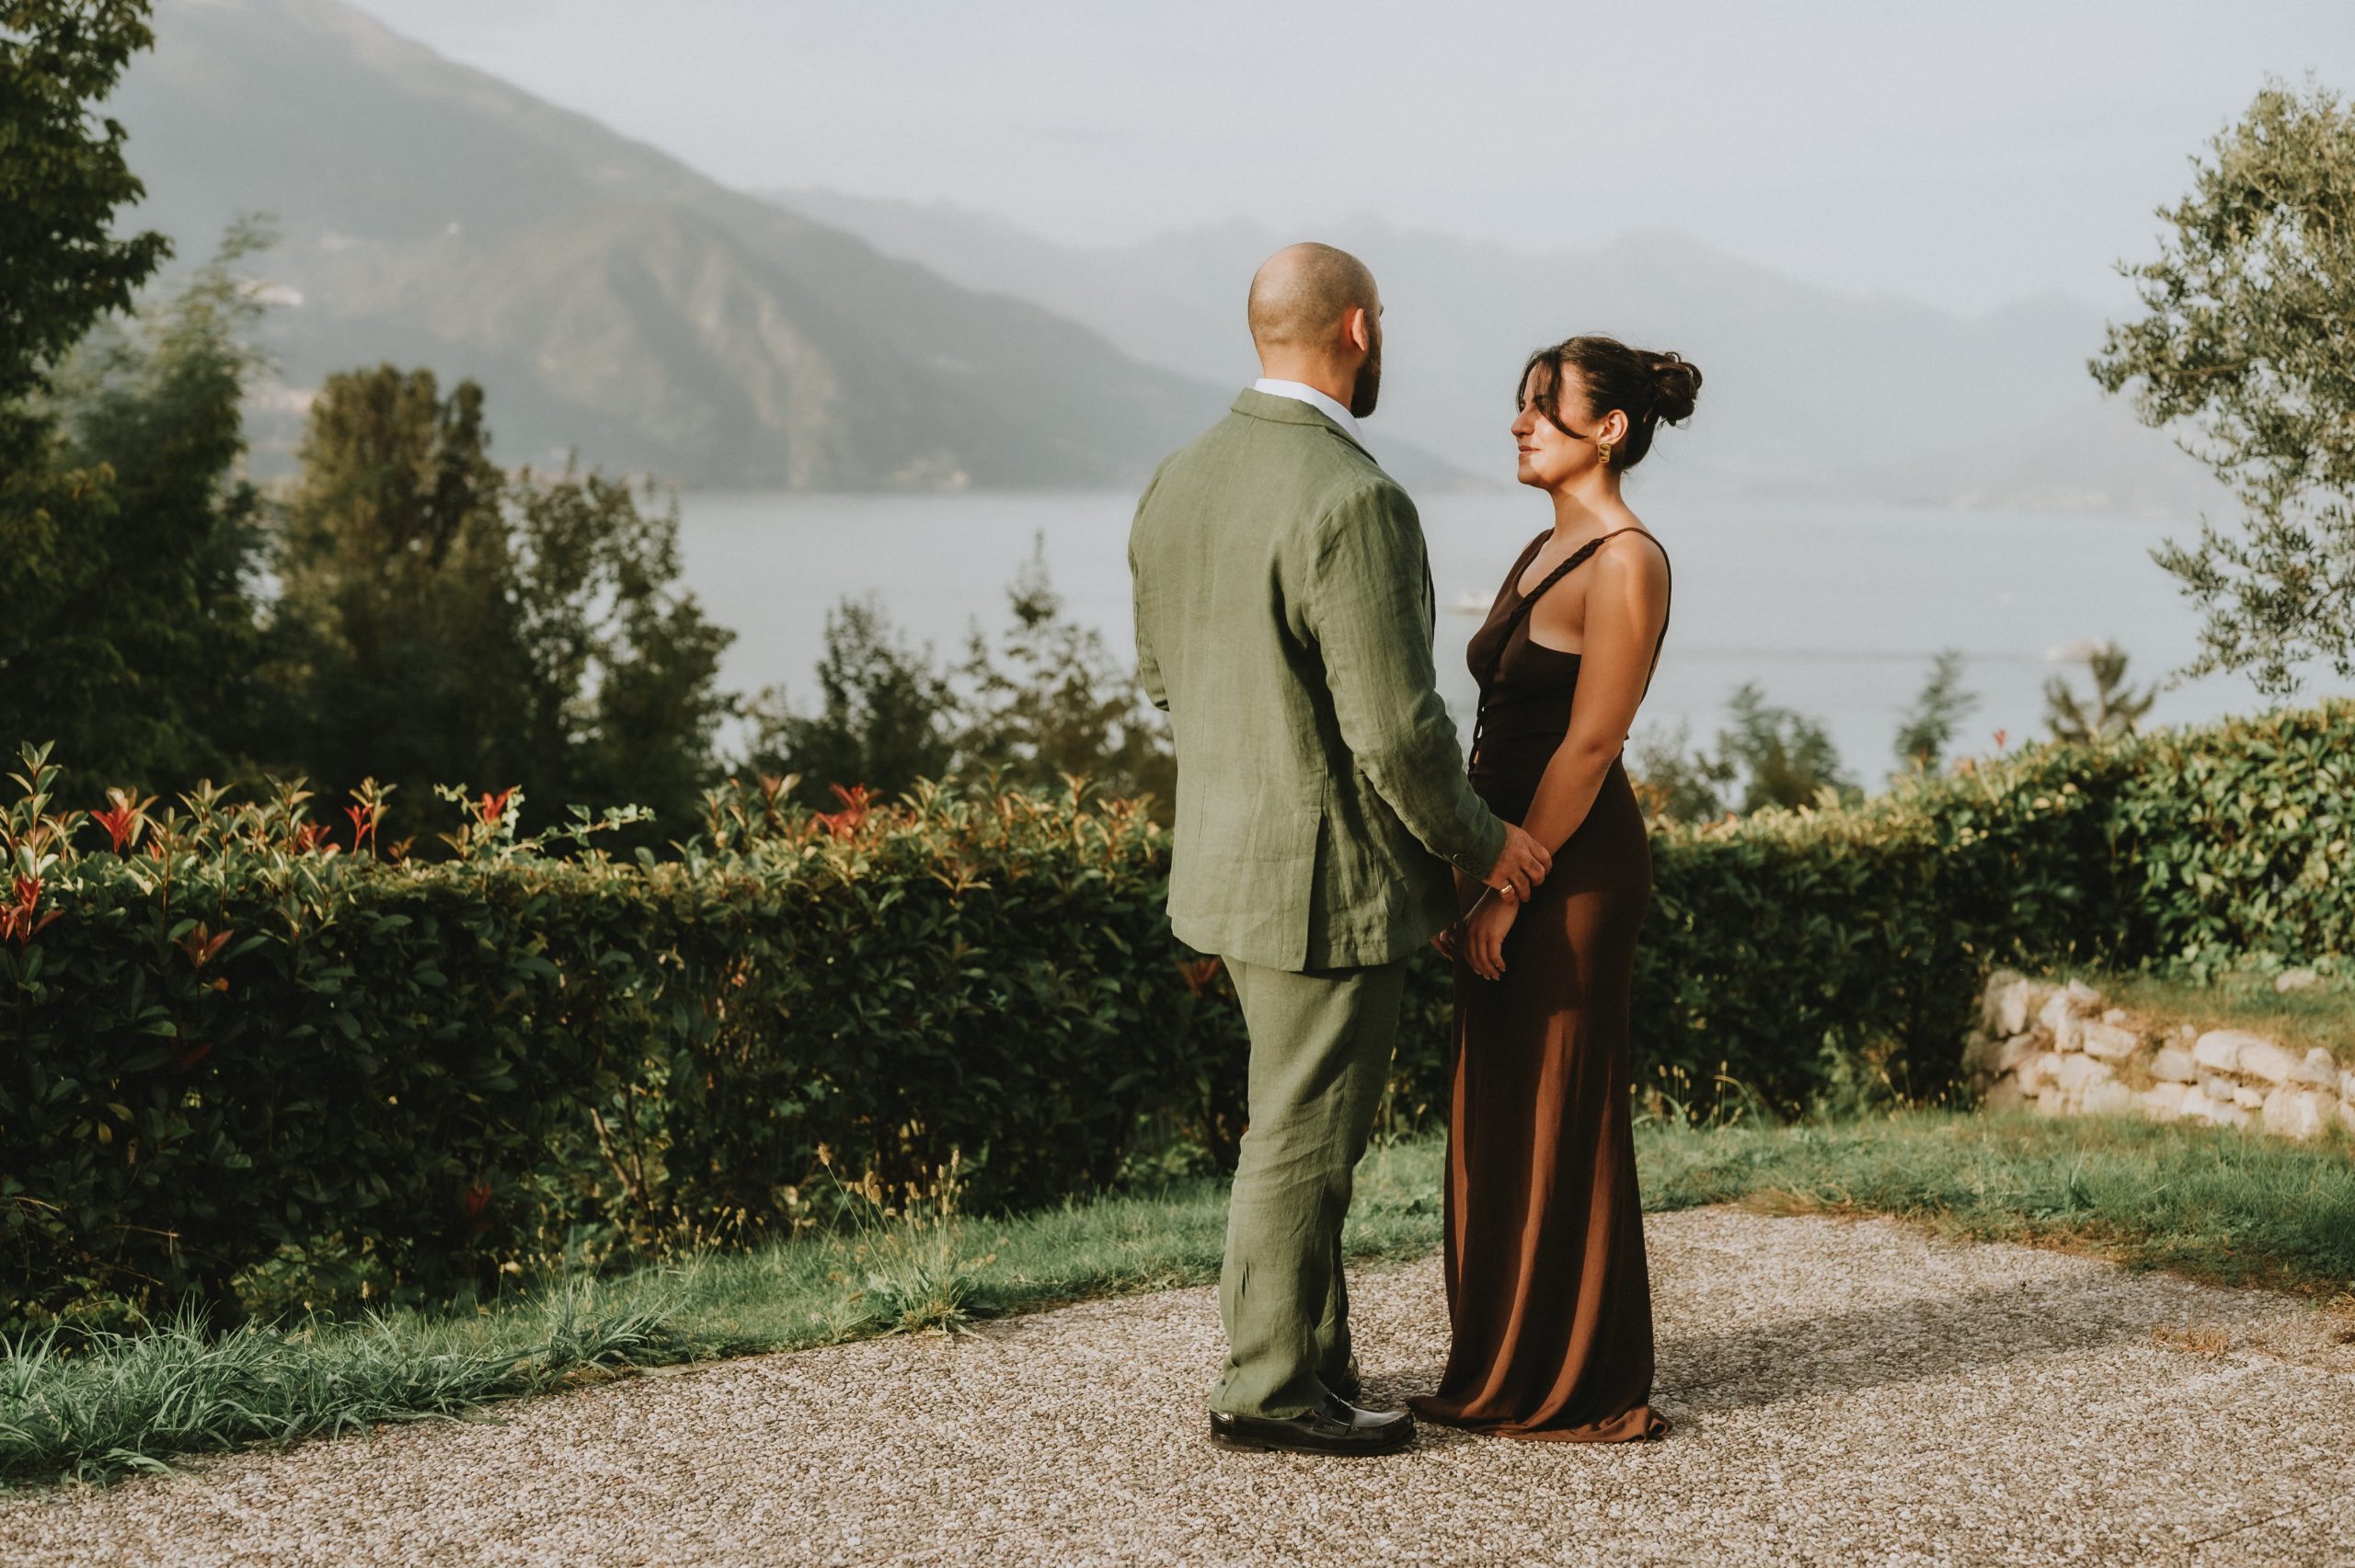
[1599,437,1613,466]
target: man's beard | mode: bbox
[1349,342,1382,418]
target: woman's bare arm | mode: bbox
[1517,534,1671,853]
[1458,532,1670,979]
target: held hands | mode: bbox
[1453,822,1547,979]
[1436,824,1547,971]
[1460,889,1519,980]
[1482,822,1552,904]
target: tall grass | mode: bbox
[0,1281,691,1487]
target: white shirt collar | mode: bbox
[1252,378,1369,449]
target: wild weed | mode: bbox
[817,1148,998,1336]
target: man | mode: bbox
[1128,242,1552,1458]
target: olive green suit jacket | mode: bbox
[1128,389,1508,971]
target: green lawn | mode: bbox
[6,1110,2350,1491]
[2093,965,2355,1062]
[1642,1111,2355,1296]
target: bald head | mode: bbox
[1246,243,1378,351]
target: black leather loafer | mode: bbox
[1209,1395,1415,1456]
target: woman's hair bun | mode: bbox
[1518,334,1703,468]
[1645,351,1702,425]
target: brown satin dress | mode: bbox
[1407,527,1672,1444]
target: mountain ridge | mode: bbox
[767,187,2224,516]
[104,0,1246,489]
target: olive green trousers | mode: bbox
[1210,954,1410,1419]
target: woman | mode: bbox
[1407,334,1697,1443]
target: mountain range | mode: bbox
[770,189,2227,515]
[106,0,2222,513]
[104,0,1245,489]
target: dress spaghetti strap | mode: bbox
[1487,527,1672,696]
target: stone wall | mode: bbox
[1967,970,2354,1142]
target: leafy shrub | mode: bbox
[0,750,1246,1335]
[1391,702,2351,1120]
[4,699,2349,1332]
[744,540,1173,816]
[2104,704,2354,967]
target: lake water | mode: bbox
[674,485,2340,782]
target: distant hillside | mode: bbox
[100,0,1238,489]
[772,189,2227,517]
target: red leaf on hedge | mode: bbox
[816,782,872,838]
[93,805,137,854]
[1178,956,1223,996]
[2,876,42,945]
[178,923,232,969]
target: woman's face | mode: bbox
[1511,362,1614,490]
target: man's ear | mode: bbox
[1343,305,1373,354]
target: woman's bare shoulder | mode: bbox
[1595,521,1671,584]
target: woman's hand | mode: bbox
[1430,921,1460,963]
[1463,890,1520,980]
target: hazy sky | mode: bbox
[344,0,2352,314]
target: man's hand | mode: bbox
[1480,822,1552,905]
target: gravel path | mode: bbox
[7,1207,2355,1566]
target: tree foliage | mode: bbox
[1717,682,1859,812]
[1630,682,1859,820]
[950,540,1176,806]
[9,223,279,786]
[2044,640,2156,746]
[270,366,519,804]
[0,0,179,773]
[270,366,735,837]
[1628,720,1736,822]
[2092,77,2355,693]
[0,0,170,461]
[743,600,957,811]
[747,543,1175,813]
[1892,648,1980,775]
[504,465,736,830]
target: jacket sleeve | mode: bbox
[1304,481,1507,878]
[1129,471,1170,713]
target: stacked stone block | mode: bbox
[1967,970,2352,1142]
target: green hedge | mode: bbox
[3,701,2349,1332]
[0,771,1250,1333]
[1499,701,2345,1117]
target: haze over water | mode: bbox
[676,486,2334,784]
[254,0,2355,780]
